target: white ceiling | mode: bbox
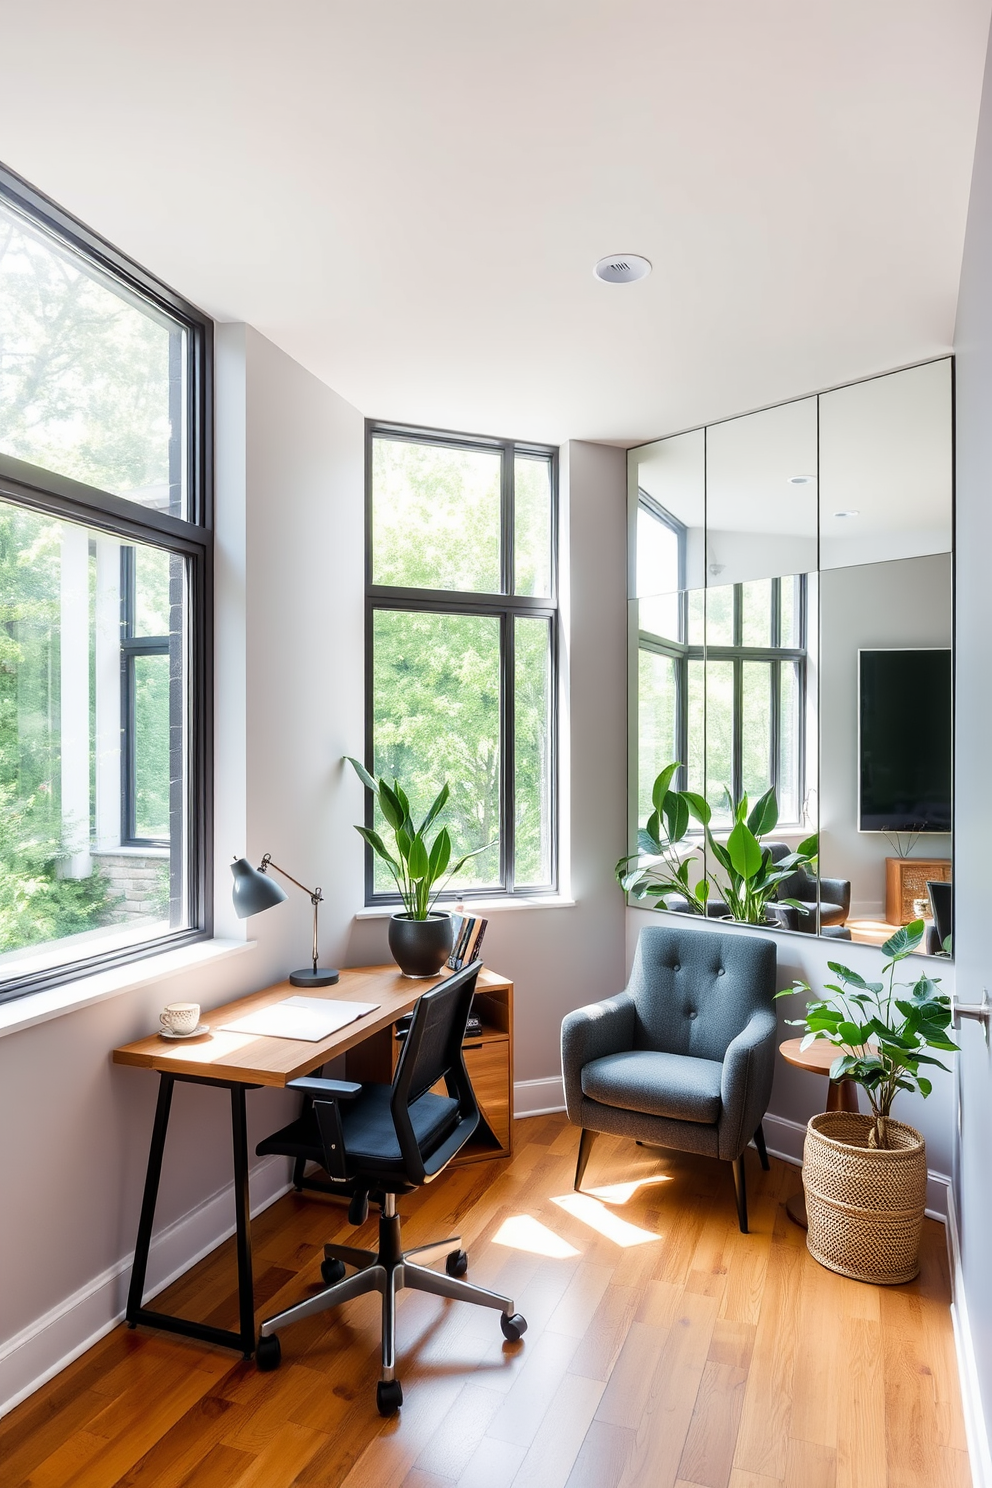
[0,1,988,445]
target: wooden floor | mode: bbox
[0,1115,969,1488]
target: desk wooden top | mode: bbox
[113,964,511,1088]
[779,1036,857,1077]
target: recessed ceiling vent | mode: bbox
[594,254,651,284]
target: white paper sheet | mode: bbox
[220,996,379,1042]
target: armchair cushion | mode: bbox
[581,1050,722,1124]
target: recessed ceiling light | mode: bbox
[594,254,651,284]
[834,509,860,518]
[788,474,816,486]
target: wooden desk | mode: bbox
[779,1036,859,1228]
[114,963,512,1358]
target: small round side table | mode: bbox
[779,1037,859,1228]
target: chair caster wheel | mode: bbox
[446,1249,469,1277]
[500,1312,527,1343]
[255,1333,281,1371]
[321,1257,346,1286]
[376,1378,403,1415]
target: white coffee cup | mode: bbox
[160,1002,200,1035]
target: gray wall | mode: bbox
[0,352,629,1412]
[819,553,952,916]
[952,15,992,1465]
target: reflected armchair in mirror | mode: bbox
[765,842,851,936]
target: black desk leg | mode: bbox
[231,1085,255,1356]
[125,1072,258,1358]
[126,1072,174,1326]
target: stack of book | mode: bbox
[447,912,488,971]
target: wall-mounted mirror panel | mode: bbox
[819,360,952,570]
[627,357,952,958]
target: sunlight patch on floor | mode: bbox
[551,1192,661,1247]
[584,1174,673,1205]
[492,1214,580,1258]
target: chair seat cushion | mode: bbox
[342,1084,459,1165]
[256,1083,459,1169]
[580,1050,723,1124]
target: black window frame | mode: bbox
[638,570,807,820]
[365,420,559,904]
[0,161,213,1005]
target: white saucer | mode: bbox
[159,1023,211,1040]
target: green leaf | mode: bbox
[706,831,733,874]
[646,810,662,844]
[651,763,680,813]
[378,779,405,831]
[418,783,450,837]
[881,920,925,959]
[407,833,429,880]
[746,785,778,837]
[826,961,868,989]
[726,821,763,880]
[637,828,663,855]
[682,791,712,826]
[664,792,690,843]
[427,827,451,883]
[797,832,819,859]
[917,1077,933,1097]
[694,878,710,903]
[354,825,401,878]
[345,755,378,793]
[837,1021,863,1044]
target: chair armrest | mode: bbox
[718,1007,778,1161]
[561,992,636,1123]
[819,877,851,916]
[287,1076,362,1099]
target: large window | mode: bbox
[0,166,212,1001]
[638,493,806,830]
[366,423,558,900]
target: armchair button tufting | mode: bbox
[687,1009,697,1019]
[673,963,680,972]
[717,968,725,976]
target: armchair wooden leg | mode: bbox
[732,1154,748,1233]
[574,1129,597,1192]
[753,1123,770,1171]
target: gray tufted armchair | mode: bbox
[561,925,778,1232]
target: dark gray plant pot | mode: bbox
[388,912,453,978]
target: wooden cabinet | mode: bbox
[885,857,951,926]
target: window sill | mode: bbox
[0,938,256,1040]
[355,895,576,920]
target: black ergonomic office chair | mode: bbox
[253,960,527,1415]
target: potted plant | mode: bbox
[618,764,818,928]
[776,920,958,1283]
[615,762,712,913]
[347,758,490,977]
[705,784,818,926]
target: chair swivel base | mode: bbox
[255,1195,527,1415]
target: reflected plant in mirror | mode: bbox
[705,785,818,926]
[616,762,711,913]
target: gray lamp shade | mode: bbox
[231,857,288,918]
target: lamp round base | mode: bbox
[289,968,340,987]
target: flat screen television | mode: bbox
[858,648,952,832]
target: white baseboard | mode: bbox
[947,1187,992,1488]
[0,1153,292,1421]
[514,1076,565,1118]
[761,1111,951,1220]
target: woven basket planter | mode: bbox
[802,1111,927,1285]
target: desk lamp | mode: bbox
[231,854,339,987]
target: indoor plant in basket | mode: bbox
[777,920,957,1283]
[347,758,490,977]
